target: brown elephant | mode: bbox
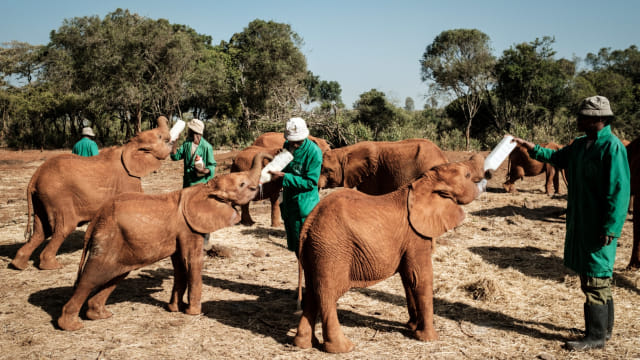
[626,136,640,269]
[57,152,271,331]
[317,138,448,195]
[503,142,565,195]
[293,155,487,353]
[11,116,173,270]
[231,132,331,227]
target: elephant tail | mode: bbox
[23,170,39,241]
[74,219,97,288]
[296,260,303,311]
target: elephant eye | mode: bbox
[465,172,471,179]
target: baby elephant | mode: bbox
[57,153,271,331]
[293,155,486,353]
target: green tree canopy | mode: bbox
[421,28,495,150]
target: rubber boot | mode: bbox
[605,299,613,341]
[565,303,607,351]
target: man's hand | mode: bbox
[269,170,285,180]
[601,235,615,246]
[509,136,535,151]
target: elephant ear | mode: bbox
[181,184,239,234]
[344,146,377,188]
[122,143,163,178]
[407,177,465,239]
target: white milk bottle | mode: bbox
[169,119,186,142]
[260,149,294,184]
[484,135,517,171]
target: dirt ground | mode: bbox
[0,148,638,360]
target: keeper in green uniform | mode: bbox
[170,118,216,188]
[267,117,322,254]
[512,95,630,351]
[72,127,99,157]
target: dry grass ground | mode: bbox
[0,148,638,360]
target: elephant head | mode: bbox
[407,154,486,239]
[319,146,375,189]
[182,152,273,233]
[122,116,172,177]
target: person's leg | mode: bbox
[565,275,611,350]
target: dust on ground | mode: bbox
[0,148,638,360]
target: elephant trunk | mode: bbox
[249,152,274,184]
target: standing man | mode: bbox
[512,95,630,351]
[268,117,322,254]
[72,127,99,157]
[170,119,216,188]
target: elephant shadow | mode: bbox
[469,246,570,282]
[28,267,172,328]
[199,276,411,346]
[239,226,288,250]
[355,287,568,342]
[2,230,86,268]
[472,205,566,223]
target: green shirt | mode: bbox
[170,138,216,188]
[279,138,323,220]
[530,125,630,277]
[72,137,99,157]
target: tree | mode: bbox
[493,37,575,131]
[420,29,495,150]
[226,19,308,134]
[404,97,415,111]
[353,89,395,139]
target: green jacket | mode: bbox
[279,138,323,220]
[171,138,216,188]
[529,125,630,277]
[72,137,99,157]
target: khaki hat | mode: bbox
[285,117,309,142]
[187,119,204,135]
[81,127,95,137]
[578,95,614,117]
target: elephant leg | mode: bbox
[86,272,129,320]
[184,240,204,315]
[240,203,255,226]
[269,192,282,228]
[400,272,418,331]
[11,213,49,270]
[293,272,320,349]
[58,276,97,331]
[544,165,555,195]
[628,197,640,269]
[401,245,438,341]
[39,219,76,270]
[168,252,188,312]
[318,284,353,353]
[552,168,560,194]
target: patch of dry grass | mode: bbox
[0,149,638,360]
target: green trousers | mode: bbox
[284,216,306,255]
[580,275,612,305]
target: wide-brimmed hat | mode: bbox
[578,95,614,117]
[187,119,204,135]
[285,117,309,142]
[81,127,95,137]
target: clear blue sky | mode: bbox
[1,0,638,109]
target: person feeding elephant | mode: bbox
[511,95,630,351]
[267,117,322,255]
[170,118,217,188]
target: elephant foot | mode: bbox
[625,261,640,271]
[86,307,112,320]
[293,332,320,349]
[38,258,63,270]
[271,220,282,228]
[9,257,29,270]
[414,328,439,341]
[406,320,418,331]
[166,301,184,312]
[323,336,355,353]
[184,305,201,315]
[58,315,84,331]
[240,218,255,226]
